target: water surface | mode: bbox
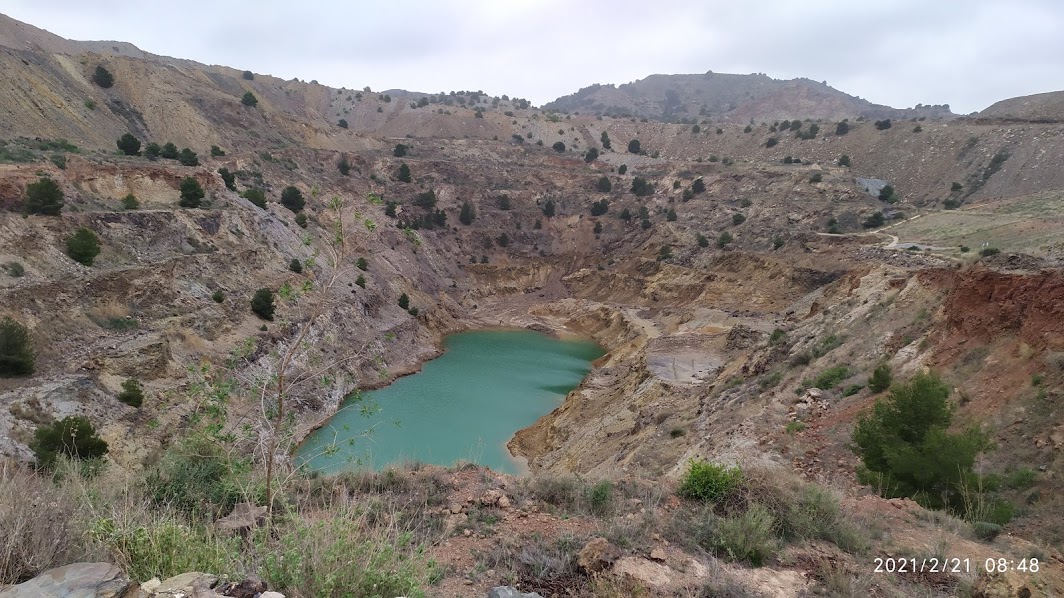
[298,329,604,474]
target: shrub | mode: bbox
[552,141,566,153]
[809,365,850,389]
[217,168,236,191]
[765,137,778,148]
[144,143,161,160]
[65,228,101,266]
[337,155,351,176]
[393,144,408,157]
[280,186,305,212]
[666,208,677,222]
[160,143,179,160]
[951,182,963,191]
[355,275,366,288]
[717,231,733,248]
[251,288,275,320]
[835,121,849,135]
[178,177,204,208]
[356,257,368,271]
[337,119,348,129]
[590,199,609,216]
[868,364,892,393]
[596,176,612,193]
[862,212,884,228]
[617,164,627,175]
[678,459,742,503]
[732,213,746,226]
[744,125,753,133]
[289,258,303,273]
[852,372,991,509]
[4,262,25,278]
[241,91,258,107]
[600,131,611,150]
[838,154,851,167]
[117,379,144,407]
[211,290,225,303]
[413,189,436,208]
[627,139,641,154]
[243,188,266,209]
[23,178,64,216]
[980,247,1000,257]
[242,70,254,80]
[117,133,141,156]
[584,147,599,163]
[210,145,225,157]
[641,218,652,230]
[809,173,822,183]
[630,177,653,196]
[772,236,784,249]
[178,148,199,166]
[692,178,706,194]
[459,201,475,225]
[31,416,108,468]
[874,119,892,130]
[397,163,412,183]
[542,199,556,217]
[0,318,35,377]
[878,185,896,203]
[92,65,114,88]
[398,293,410,310]
[715,504,778,566]
[696,233,709,248]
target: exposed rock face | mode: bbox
[0,562,129,597]
[576,537,622,573]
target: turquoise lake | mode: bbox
[297,329,605,474]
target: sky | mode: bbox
[4,0,1062,114]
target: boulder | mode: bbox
[0,563,132,598]
[216,502,267,533]
[577,537,622,573]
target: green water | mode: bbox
[297,329,604,474]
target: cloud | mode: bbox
[3,0,1062,113]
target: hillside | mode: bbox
[978,90,1064,122]
[0,13,1063,598]
[543,72,955,123]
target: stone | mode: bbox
[216,502,267,533]
[577,537,622,573]
[487,587,544,598]
[612,556,673,589]
[649,547,667,562]
[479,488,509,507]
[214,576,267,598]
[153,572,219,597]
[449,503,464,514]
[0,562,132,598]
[497,494,512,509]
[259,592,286,598]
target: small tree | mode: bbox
[289,258,303,273]
[630,177,654,196]
[765,137,779,148]
[117,133,141,156]
[398,293,410,310]
[210,145,226,157]
[356,257,369,271]
[878,185,896,203]
[161,143,180,159]
[280,186,305,212]
[853,373,991,508]
[717,231,733,248]
[596,176,612,193]
[251,288,275,320]
[65,228,101,266]
[835,121,849,135]
[91,65,114,88]
[397,163,412,183]
[874,119,892,130]
[868,364,892,393]
[243,188,266,209]
[413,189,436,208]
[337,155,351,176]
[241,91,258,107]
[144,143,161,160]
[552,141,566,153]
[585,147,599,163]
[121,194,139,210]
[627,139,641,154]
[862,211,885,229]
[23,178,64,215]
[337,119,348,129]
[355,275,366,288]
[295,214,307,228]
[838,154,851,167]
[459,201,475,225]
[590,199,609,216]
[178,148,199,166]
[593,221,603,235]
[179,177,205,208]
[218,167,236,191]
[542,199,556,217]
[242,70,254,80]
[696,233,709,248]
[31,416,108,469]
[600,131,611,150]
[0,317,35,377]
[666,208,677,221]
[732,213,746,226]
[692,178,706,194]
[117,378,144,408]
[618,164,628,175]
[497,233,510,247]
[393,144,408,157]
[619,208,632,222]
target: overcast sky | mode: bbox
[4,1,1062,114]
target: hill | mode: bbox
[978,89,1064,122]
[544,71,955,123]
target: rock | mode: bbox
[577,537,622,573]
[649,547,667,562]
[487,587,544,598]
[497,494,512,509]
[971,570,1033,598]
[612,556,673,589]
[214,576,266,598]
[216,502,267,533]
[0,563,132,598]
[449,503,465,514]
[259,592,285,598]
[479,488,509,507]
[153,572,218,597]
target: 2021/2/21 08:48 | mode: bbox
[873,557,1040,574]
